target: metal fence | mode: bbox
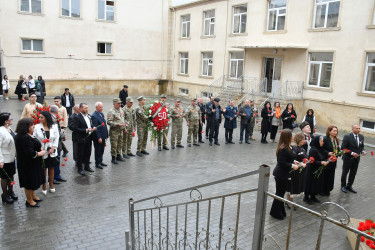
[127,165,375,249]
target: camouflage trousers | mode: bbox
[137,126,148,152]
[109,128,123,156]
[122,129,133,155]
[157,128,169,146]
[187,123,199,144]
[171,122,183,146]
[250,117,255,136]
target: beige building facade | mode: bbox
[170,0,375,136]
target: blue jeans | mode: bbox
[240,123,250,142]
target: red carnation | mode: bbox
[10,181,15,186]
[64,158,68,162]
[291,115,295,118]
[30,114,33,116]
[254,113,258,116]
[268,110,271,113]
[61,163,65,166]
[361,236,365,242]
[371,151,374,156]
[102,123,105,126]
[236,112,239,114]
[372,223,375,229]
[132,132,135,137]
[370,244,375,249]
[61,118,64,121]
[367,240,372,245]
[309,157,315,163]
[302,158,307,163]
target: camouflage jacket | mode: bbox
[107,107,126,130]
[123,106,136,130]
[185,105,201,124]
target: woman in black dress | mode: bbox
[281,103,297,130]
[321,125,339,196]
[270,129,299,220]
[15,118,46,208]
[15,75,27,101]
[260,101,272,144]
[303,136,328,205]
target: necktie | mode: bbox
[355,135,359,146]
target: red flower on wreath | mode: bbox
[132,132,136,137]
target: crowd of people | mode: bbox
[0,85,369,210]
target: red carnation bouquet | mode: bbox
[290,157,314,173]
[357,219,375,248]
[144,100,170,146]
[314,156,337,178]
[336,148,350,157]
[30,106,51,125]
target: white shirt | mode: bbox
[82,113,92,133]
[28,79,35,88]
[2,80,10,90]
[65,94,70,107]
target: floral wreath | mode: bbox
[144,101,170,145]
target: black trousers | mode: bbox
[322,162,336,193]
[270,125,278,140]
[76,140,92,169]
[198,122,203,141]
[239,123,250,142]
[93,139,105,165]
[61,141,68,154]
[269,177,287,220]
[225,129,233,142]
[205,120,211,138]
[209,120,220,143]
[73,141,78,162]
[341,158,360,187]
[66,107,72,116]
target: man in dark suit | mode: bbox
[205,96,214,139]
[206,97,223,146]
[340,124,366,193]
[91,102,109,169]
[119,85,128,108]
[238,100,252,144]
[197,97,205,143]
[68,104,80,165]
[70,103,97,176]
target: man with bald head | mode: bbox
[340,124,366,193]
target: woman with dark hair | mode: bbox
[33,111,59,195]
[270,102,282,143]
[15,75,27,101]
[321,126,339,196]
[36,76,46,104]
[15,118,46,208]
[281,103,297,130]
[27,75,36,94]
[302,109,316,136]
[2,75,10,100]
[270,129,300,220]
[260,101,273,144]
[0,112,17,204]
[304,136,328,205]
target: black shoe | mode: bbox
[264,140,268,144]
[303,197,312,205]
[158,147,162,151]
[95,164,103,169]
[205,136,209,139]
[116,155,125,162]
[56,178,67,182]
[141,150,149,155]
[209,142,213,146]
[239,141,243,144]
[33,198,43,202]
[245,141,251,144]
[214,142,220,146]
[53,180,61,185]
[100,163,107,166]
[310,197,320,203]
[62,152,67,158]
[84,167,94,172]
[176,145,184,148]
[188,144,191,147]
[8,191,18,200]
[193,143,200,146]
[319,192,329,196]
[111,156,118,164]
[1,194,14,204]
[199,140,205,143]
[163,146,169,150]
[346,186,357,193]
[26,201,40,208]
[171,145,175,149]
[123,154,130,159]
[128,153,136,157]
[225,141,228,144]
[229,141,235,144]
[136,152,143,157]
[78,170,86,176]
[341,186,348,193]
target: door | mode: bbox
[0,53,3,96]
[262,57,282,94]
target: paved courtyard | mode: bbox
[0,96,374,250]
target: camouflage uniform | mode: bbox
[136,105,149,153]
[186,105,201,144]
[157,101,170,147]
[107,107,126,156]
[122,104,136,155]
[170,105,185,146]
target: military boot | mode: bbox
[111,156,118,164]
[116,154,125,162]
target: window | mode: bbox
[21,39,43,52]
[229,52,244,78]
[179,52,189,75]
[232,5,247,34]
[361,120,375,131]
[201,91,212,98]
[363,53,375,92]
[203,10,215,36]
[179,88,189,95]
[97,42,112,55]
[201,52,213,77]
[181,15,191,38]
[267,0,286,31]
[307,52,334,88]
[20,0,41,14]
[62,0,80,18]
[313,0,340,28]
[98,0,114,21]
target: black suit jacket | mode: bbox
[119,89,128,107]
[206,103,222,123]
[273,147,294,180]
[341,133,364,160]
[239,105,252,125]
[91,111,108,140]
[70,113,93,143]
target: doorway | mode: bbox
[0,52,3,96]
[262,57,282,94]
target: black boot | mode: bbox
[111,156,118,164]
[116,154,125,162]
[8,191,18,201]
[1,194,14,204]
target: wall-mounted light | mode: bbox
[273,49,278,54]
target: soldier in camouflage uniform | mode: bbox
[185,98,202,147]
[157,94,170,151]
[170,98,185,149]
[122,97,136,158]
[107,98,127,164]
[136,96,149,157]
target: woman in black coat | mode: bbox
[260,101,272,144]
[303,136,328,205]
[321,125,339,196]
[281,103,297,130]
[15,118,46,208]
[289,132,307,202]
[270,129,299,220]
